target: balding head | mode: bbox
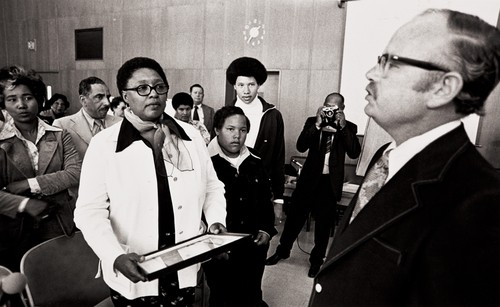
[324,93,345,109]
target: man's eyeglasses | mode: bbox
[377,54,450,74]
[123,83,169,96]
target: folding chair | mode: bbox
[20,231,110,307]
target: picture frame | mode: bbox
[138,232,252,280]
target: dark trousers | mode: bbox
[276,174,336,266]
[1,214,66,271]
[204,241,269,307]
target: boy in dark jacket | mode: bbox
[205,106,277,307]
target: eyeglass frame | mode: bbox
[377,53,450,74]
[123,83,169,97]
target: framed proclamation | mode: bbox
[138,233,252,280]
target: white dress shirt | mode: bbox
[385,120,462,183]
[191,103,205,123]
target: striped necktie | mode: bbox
[92,119,104,136]
[350,150,390,223]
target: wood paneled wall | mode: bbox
[0,0,346,162]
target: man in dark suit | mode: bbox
[189,83,215,136]
[309,9,500,306]
[266,93,361,277]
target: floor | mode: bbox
[195,188,352,307]
[194,217,332,307]
[261,218,332,307]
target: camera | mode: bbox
[321,105,339,127]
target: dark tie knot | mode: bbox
[193,106,200,121]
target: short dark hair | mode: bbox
[110,96,127,110]
[172,92,193,110]
[214,106,251,132]
[116,57,169,97]
[47,93,70,109]
[79,76,106,96]
[0,65,46,110]
[189,84,204,93]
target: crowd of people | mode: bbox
[1,8,500,307]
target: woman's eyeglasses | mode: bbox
[123,83,169,96]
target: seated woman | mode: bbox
[39,93,70,125]
[0,65,81,271]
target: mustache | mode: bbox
[366,83,377,98]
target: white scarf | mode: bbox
[124,109,193,172]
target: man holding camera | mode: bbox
[266,93,361,277]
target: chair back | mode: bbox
[20,231,109,307]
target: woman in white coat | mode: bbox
[74,57,227,307]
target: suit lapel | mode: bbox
[321,125,471,272]
[1,138,36,178]
[37,132,58,175]
[71,110,93,145]
[201,105,210,127]
[325,166,420,267]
